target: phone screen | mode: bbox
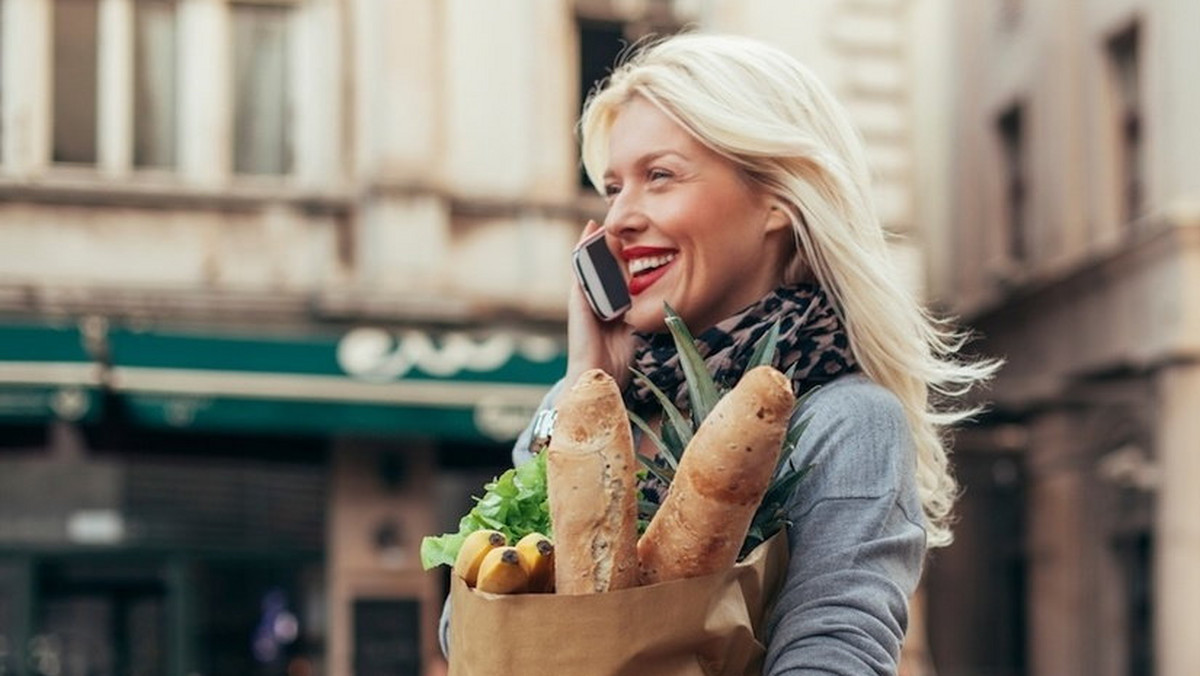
[572,230,631,321]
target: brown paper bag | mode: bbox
[448,532,789,676]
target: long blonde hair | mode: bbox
[580,33,999,547]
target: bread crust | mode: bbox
[546,369,640,594]
[637,365,794,584]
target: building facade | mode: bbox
[933,1,1200,675]
[0,1,941,674]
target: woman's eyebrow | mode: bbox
[603,150,689,179]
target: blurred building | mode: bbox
[0,0,944,675]
[930,1,1200,675]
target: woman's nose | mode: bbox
[604,191,649,236]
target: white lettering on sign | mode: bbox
[67,510,125,545]
[336,329,561,382]
[474,396,541,441]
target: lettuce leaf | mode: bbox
[420,451,552,570]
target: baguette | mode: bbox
[637,365,794,584]
[545,369,640,594]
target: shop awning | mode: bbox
[0,320,104,423]
[0,320,564,441]
[106,325,564,441]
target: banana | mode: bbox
[475,546,530,594]
[453,529,507,587]
[515,532,555,593]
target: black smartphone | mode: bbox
[572,229,631,321]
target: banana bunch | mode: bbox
[453,530,555,594]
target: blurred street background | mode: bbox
[1,0,1197,675]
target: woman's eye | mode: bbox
[648,169,672,181]
[603,183,621,197]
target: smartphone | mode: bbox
[572,229,631,321]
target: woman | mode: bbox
[509,33,997,674]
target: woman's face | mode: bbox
[600,96,791,334]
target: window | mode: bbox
[133,0,179,169]
[1107,24,1142,224]
[997,105,1027,263]
[232,2,292,176]
[52,0,99,164]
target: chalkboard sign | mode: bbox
[353,598,421,676]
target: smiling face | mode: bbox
[600,96,793,334]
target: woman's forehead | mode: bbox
[605,99,706,170]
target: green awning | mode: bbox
[106,325,565,441]
[0,321,103,423]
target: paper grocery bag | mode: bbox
[448,532,789,676]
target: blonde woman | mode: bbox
[440,33,996,673]
[531,33,992,673]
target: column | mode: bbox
[1025,410,1088,676]
[97,0,133,175]
[292,0,342,187]
[1155,362,1200,676]
[1156,0,1200,206]
[177,0,230,185]
[1,0,53,176]
[352,0,440,181]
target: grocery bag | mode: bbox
[448,531,789,676]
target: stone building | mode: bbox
[0,1,939,674]
[929,1,1200,675]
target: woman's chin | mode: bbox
[624,301,670,334]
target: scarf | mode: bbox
[624,283,858,418]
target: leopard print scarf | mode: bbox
[624,283,858,417]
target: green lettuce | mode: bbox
[420,450,552,570]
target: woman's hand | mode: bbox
[560,220,636,398]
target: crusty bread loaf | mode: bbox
[546,369,640,594]
[637,365,794,584]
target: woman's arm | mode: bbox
[765,374,927,675]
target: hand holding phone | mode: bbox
[572,229,630,321]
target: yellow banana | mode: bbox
[475,546,530,594]
[453,529,507,587]
[515,532,555,593]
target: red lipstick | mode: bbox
[628,261,674,295]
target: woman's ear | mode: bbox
[763,201,792,234]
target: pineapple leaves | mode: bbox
[631,308,818,561]
[630,368,694,450]
[763,462,814,509]
[663,303,720,426]
[636,453,676,485]
[776,416,809,476]
[746,319,783,371]
[628,411,679,471]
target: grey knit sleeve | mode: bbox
[764,374,928,675]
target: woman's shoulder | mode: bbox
[786,373,914,498]
[795,373,906,429]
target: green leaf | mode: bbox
[777,416,810,476]
[420,532,467,570]
[631,368,694,450]
[761,462,815,512]
[637,499,661,536]
[629,411,678,471]
[636,452,676,485]
[418,451,552,570]
[638,499,661,520]
[747,320,783,371]
[663,303,720,426]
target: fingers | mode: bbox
[575,219,601,247]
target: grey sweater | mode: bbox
[442,373,927,674]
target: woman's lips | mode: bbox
[628,258,675,296]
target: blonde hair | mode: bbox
[580,33,999,547]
